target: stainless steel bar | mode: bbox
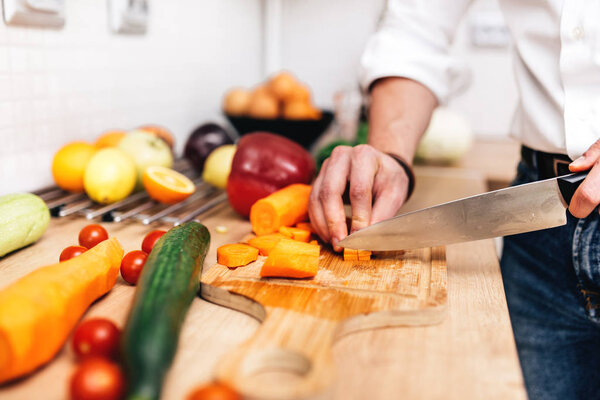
[39,189,68,201]
[112,201,156,223]
[174,192,228,225]
[142,187,215,225]
[45,193,86,209]
[58,200,94,217]
[85,191,149,219]
[34,185,62,196]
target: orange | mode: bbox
[287,83,311,103]
[247,90,279,119]
[283,100,320,120]
[268,71,298,101]
[51,142,97,192]
[95,131,126,148]
[143,166,195,204]
[223,88,252,116]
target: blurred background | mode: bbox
[0,0,517,194]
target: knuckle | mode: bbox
[578,185,597,203]
[350,183,370,200]
[353,144,375,158]
[319,184,336,201]
[331,145,350,159]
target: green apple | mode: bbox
[118,130,173,190]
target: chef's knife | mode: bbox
[338,172,588,251]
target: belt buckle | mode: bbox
[553,159,571,176]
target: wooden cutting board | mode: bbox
[201,244,447,399]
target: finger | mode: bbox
[570,139,600,172]
[309,160,330,242]
[370,157,408,224]
[569,161,600,218]
[349,145,378,233]
[319,146,352,251]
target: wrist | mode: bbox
[385,152,415,202]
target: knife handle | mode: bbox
[557,171,588,204]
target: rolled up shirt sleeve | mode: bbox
[360,0,474,104]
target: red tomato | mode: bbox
[70,358,124,400]
[60,245,87,262]
[187,382,241,400]
[141,230,166,254]
[78,224,109,249]
[72,318,120,360]
[120,250,148,285]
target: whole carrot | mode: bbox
[0,237,123,383]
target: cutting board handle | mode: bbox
[214,308,337,400]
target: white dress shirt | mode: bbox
[360,0,600,159]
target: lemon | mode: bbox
[84,148,136,204]
[202,144,237,189]
[51,142,96,192]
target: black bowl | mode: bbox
[225,110,334,149]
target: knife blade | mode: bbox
[338,172,587,251]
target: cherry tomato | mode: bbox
[72,318,120,360]
[120,250,148,285]
[60,246,87,262]
[141,230,166,254]
[187,382,241,400]
[70,358,124,400]
[78,224,109,249]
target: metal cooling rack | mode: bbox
[34,159,228,225]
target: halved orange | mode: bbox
[143,166,195,204]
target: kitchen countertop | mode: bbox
[0,165,526,400]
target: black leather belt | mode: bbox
[521,146,573,180]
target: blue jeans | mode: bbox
[500,161,600,400]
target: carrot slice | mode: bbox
[343,248,371,261]
[357,250,372,261]
[309,240,319,246]
[250,184,312,236]
[296,222,314,233]
[343,248,358,261]
[248,233,287,256]
[217,244,259,267]
[260,239,320,279]
[278,226,311,242]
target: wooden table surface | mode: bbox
[0,166,526,400]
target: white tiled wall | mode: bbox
[0,0,262,195]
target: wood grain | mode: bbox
[0,166,526,400]
[202,244,447,399]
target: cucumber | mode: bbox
[121,221,210,400]
[0,193,50,257]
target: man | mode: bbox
[308,1,600,399]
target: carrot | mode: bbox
[358,249,372,261]
[217,243,259,267]
[343,248,358,261]
[250,184,312,236]
[0,237,123,384]
[296,222,314,233]
[309,240,319,246]
[278,226,311,242]
[247,233,287,256]
[343,248,371,262]
[260,239,320,279]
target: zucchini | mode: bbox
[0,193,50,257]
[121,221,210,400]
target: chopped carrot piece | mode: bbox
[248,233,287,256]
[309,240,319,246]
[250,184,312,236]
[296,222,314,233]
[217,244,259,267]
[260,239,320,279]
[343,248,358,261]
[343,248,371,261]
[278,226,311,242]
[357,249,372,261]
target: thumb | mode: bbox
[570,140,600,172]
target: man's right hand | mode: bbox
[308,144,410,252]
